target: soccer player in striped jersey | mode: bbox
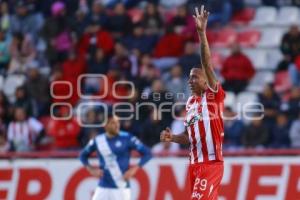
[160,5,225,200]
[79,114,152,200]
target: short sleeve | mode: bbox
[206,82,226,102]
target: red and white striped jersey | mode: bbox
[184,83,225,164]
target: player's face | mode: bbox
[105,116,120,136]
[188,68,207,94]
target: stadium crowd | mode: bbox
[0,0,299,153]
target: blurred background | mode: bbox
[0,0,300,200]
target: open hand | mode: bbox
[193,5,210,33]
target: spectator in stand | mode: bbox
[241,116,269,149]
[87,48,109,74]
[71,9,88,39]
[8,32,36,73]
[78,19,115,58]
[289,111,300,148]
[0,2,10,32]
[0,29,10,74]
[122,22,158,54]
[289,55,300,86]
[135,53,160,93]
[258,84,281,128]
[107,3,133,38]
[141,3,163,36]
[50,66,72,103]
[153,25,185,70]
[47,106,81,150]
[109,42,132,79]
[85,0,109,29]
[221,43,255,94]
[153,25,185,58]
[169,5,195,40]
[116,88,141,135]
[163,64,189,102]
[7,107,44,151]
[178,41,201,75]
[41,1,73,64]
[141,79,174,124]
[14,86,37,118]
[10,1,44,41]
[280,25,300,60]
[223,107,244,149]
[98,68,130,104]
[140,108,169,147]
[292,0,300,7]
[276,55,292,73]
[78,109,103,147]
[286,86,300,120]
[262,0,278,6]
[0,115,7,152]
[0,91,10,124]
[0,132,9,152]
[61,50,86,106]
[269,112,290,148]
[24,61,50,117]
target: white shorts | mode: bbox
[92,187,131,200]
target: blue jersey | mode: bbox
[79,131,152,188]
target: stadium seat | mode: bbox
[0,75,4,91]
[251,6,277,26]
[160,0,187,8]
[231,8,255,25]
[247,71,275,93]
[213,48,231,58]
[212,28,237,48]
[224,91,236,109]
[257,27,287,48]
[3,74,26,103]
[206,30,218,44]
[276,6,300,26]
[211,51,224,70]
[243,49,267,70]
[237,29,261,47]
[236,91,258,115]
[274,71,292,93]
[244,0,262,7]
[267,49,284,70]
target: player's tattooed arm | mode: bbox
[160,128,190,145]
[194,5,218,90]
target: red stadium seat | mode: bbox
[231,8,255,25]
[212,28,237,48]
[211,51,224,70]
[274,71,292,93]
[237,29,261,47]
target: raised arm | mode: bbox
[193,5,218,90]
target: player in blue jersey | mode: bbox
[79,114,152,200]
